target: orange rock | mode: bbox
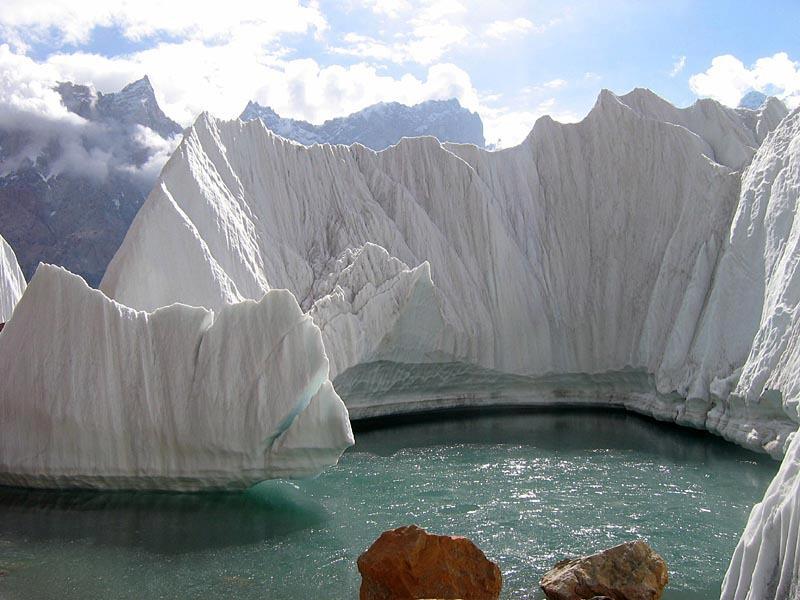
[357,524,502,600]
[540,540,668,600]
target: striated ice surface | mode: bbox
[0,264,353,491]
[718,108,800,600]
[722,430,800,600]
[102,88,794,453]
[618,88,787,169]
[98,90,800,596]
[30,86,800,598]
[0,233,25,323]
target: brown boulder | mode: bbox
[357,524,502,600]
[540,540,668,600]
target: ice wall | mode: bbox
[0,265,353,491]
[101,90,795,454]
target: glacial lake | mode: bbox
[0,407,778,600]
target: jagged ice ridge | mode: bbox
[102,88,792,453]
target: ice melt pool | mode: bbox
[0,408,778,600]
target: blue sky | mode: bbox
[2,0,799,146]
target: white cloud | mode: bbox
[689,52,800,108]
[332,1,470,65]
[0,43,99,176]
[0,43,178,182]
[334,3,565,65]
[416,0,466,22]
[362,0,412,18]
[5,31,573,152]
[0,0,326,48]
[669,55,686,78]
[481,97,580,149]
[485,18,535,39]
[405,22,470,64]
[122,125,181,183]
[543,78,567,89]
[35,39,481,126]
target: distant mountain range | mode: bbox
[0,79,486,286]
[240,98,485,149]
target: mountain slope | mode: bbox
[240,98,485,149]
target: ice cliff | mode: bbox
[0,264,353,491]
[723,430,800,600]
[719,105,800,600]
[45,87,800,598]
[101,88,794,452]
[0,233,25,323]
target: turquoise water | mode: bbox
[0,408,778,600]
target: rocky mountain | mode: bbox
[240,98,485,149]
[57,76,181,139]
[0,76,181,285]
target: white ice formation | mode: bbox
[101,88,795,454]
[719,104,800,600]
[11,86,800,596]
[0,233,25,323]
[722,429,800,600]
[0,264,353,491]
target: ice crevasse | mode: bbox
[0,264,354,491]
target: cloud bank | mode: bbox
[690,52,800,108]
[0,44,178,185]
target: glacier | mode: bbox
[98,88,800,597]
[0,264,353,491]
[722,430,800,600]
[0,233,25,323]
[101,87,794,454]
[718,104,800,600]
[73,90,800,600]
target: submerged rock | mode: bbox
[357,524,501,600]
[540,540,668,600]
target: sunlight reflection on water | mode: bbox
[0,407,779,600]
